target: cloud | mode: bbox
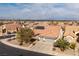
[0,3,79,20]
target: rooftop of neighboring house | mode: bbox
[1,21,79,40]
[31,21,79,40]
[33,22,61,39]
[64,25,79,37]
[1,21,22,32]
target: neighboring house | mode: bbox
[33,23,61,42]
[0,22,21,36]
[64,25,79,43]
[32,22,79,43]
[64,25,79,37]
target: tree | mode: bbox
[54,38,70,51]
[16,27,34,45]
[53,24,67,51]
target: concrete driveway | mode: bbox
[30,41,53,54]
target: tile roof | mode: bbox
[3,22,21,32]
[33,25,61,38]
[64,25,79,37]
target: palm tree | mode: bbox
[16,27,34,45]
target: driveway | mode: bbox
[30,41,53,54]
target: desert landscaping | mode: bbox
[0,20,79,56]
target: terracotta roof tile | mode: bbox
[4,22,21,32]
[33,25,61,38]
[64,25,79,37]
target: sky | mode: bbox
[0,3,79,20]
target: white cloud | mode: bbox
[0,3,79,20]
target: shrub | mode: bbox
[53,38,70,51]
[70,42,76,50]
[16,28,34,45]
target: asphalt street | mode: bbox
[0,42,52,56]
[0,34,52,56]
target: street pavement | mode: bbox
[0,42,52,56]
[0,34,52,56]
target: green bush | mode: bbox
[54,38,70,51]
[16,28,34,45]
[70,42,76,50]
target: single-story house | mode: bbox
[0,22,21,36]
[33,23,61,42]
[64,25,79,43]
